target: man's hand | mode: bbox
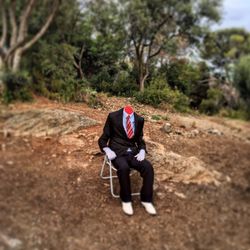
[135,149,145,161]
[103,147,117,161]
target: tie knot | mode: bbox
[126,115,130,120]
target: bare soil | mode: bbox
[0,97,250,250]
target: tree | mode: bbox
[202,28,250,81]
[234,55,250,109]
[122,0,222,91]
[0,0,59,72]
[79,0,126,79]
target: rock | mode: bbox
[0,233,22,249]
[88,149,101,155]
[207,128,223,136]
[2,109,98,137]
[178,119,196,130]
[161,123,172,133]
[3,129,11,138]
[174,191,186,199]
[156,192,165,199]
[1,144,6,151]
[6,161,14,166]
[190,129,200,137]
[82,163,89,168]
[145,137,222,186]
[175,130,183,135]
[59,135,85,148]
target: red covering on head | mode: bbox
[124,105,134,115]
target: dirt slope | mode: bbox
[0,96,250,250]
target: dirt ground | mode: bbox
[0,97,250,250]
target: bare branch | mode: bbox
[17,0,36,43]
[9,0,18,47]
[0,1,8,48]
[149,45,163,59]
[21,0,59,52]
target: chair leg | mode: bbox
[109,161,119,198]
[100,156,111,180]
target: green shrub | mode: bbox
[2,71,33,103]
[79,88,104,108]
[199,88,225,115]
[91,69,138,96]
[219,106,249,120]
[32,43,81,102]
[151,115,161,120]
[234,55,250,116]
[160,59,201,96]
[134,77,190,112]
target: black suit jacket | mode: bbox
[98,108,147,157]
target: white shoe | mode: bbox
[141,202,157,215]
[122,202,134,216]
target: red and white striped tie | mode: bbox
[126,115,134,139]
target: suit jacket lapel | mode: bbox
[117,108,127,137]
[134,113,139,136]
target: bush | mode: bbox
[91,69,138,96]
[32,43,81,102]
[2,71,33,103]
[77,88,105,108]
[234,55,250,115]
[218,108,249,120]
[199,88,225,115]
[160,59,201,96]
[134,77,190,112]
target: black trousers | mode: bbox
[111,153,154,202]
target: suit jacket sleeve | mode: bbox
[98,114,111,152]
[136,118,147,152]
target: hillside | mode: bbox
[0,96,250,250]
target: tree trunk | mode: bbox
[139,75,145,92]
[12,49,22,72]
[0,57,5,94]
[138,62,149,92]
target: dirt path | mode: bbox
[0,97,250,250]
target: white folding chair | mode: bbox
[100,155,140,198]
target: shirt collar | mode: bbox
[123,109,134,118]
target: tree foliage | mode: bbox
[234,55,250,108]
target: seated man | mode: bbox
[98,105,156,216]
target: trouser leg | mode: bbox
[112,156,131,202]
[130,157,154,202]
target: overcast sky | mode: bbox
[213,0,250,31]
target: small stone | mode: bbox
[0,233,22,249]
[82,163,89,168]
[157,192,165,199]
[190,129,200,136]
[161,123,172,133]
[174,191,186,199]
[207,128,223,136]
[175,130,183,135]
[3,129,11,138]
[1,144,6,151]
[52,154,57,158]
[6,161,14,166]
